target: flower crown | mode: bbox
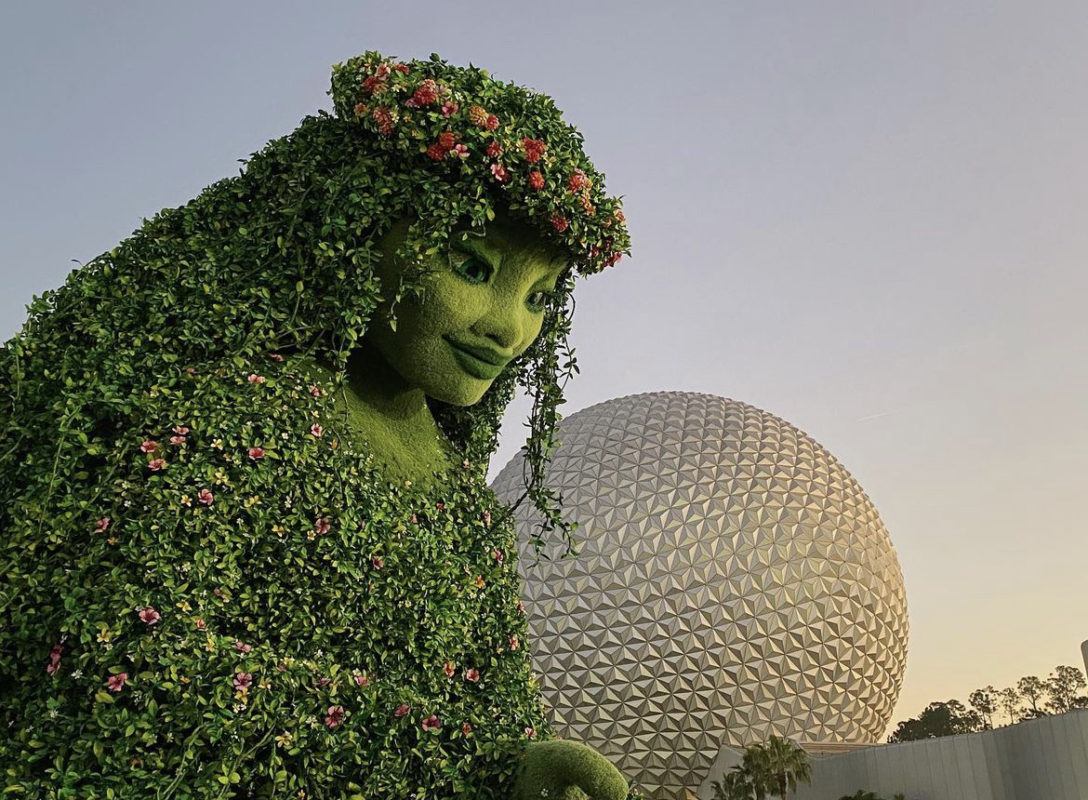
[329,52,629,275]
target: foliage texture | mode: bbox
[0,52,630,798]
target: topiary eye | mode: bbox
[526,290,550,313]
[451,254,493,285]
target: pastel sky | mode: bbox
[2,2,1086,740]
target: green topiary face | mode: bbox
[356,215,569,408]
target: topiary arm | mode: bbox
[513,740,628,800]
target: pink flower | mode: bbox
[394,703,410,718]
[410,514,418,525]
[490,163,510,183]
[452,143,469,159]
[462,722,473,736]
[139,607,161,626]
[197,488,214,506]
[248,446,265,460]
[233,640,252,653]
[485,141,503,159]
[170,435,186,446]
[525,726,536,739]
[441,102,458,117]
[435,502,445,512]
[483,511,492,526]
[194,618,207,630]
[147,458,166,471]
[371,556,384,570]
[247,373,265,384]
[310,424,324,438]
[46,643,64,675]
[106,672,128,692]
[422,714,441,732]
[315,677,332,688]
[325,705,346,728]
[233,672,253,691]
[464,668,480,683]
[517,600,527,615]
[93,517,111,534]
[492,548,504,563]
[508,635,520,651]
[269,352,285,362]
[173,425,190,435]
[309,384,325,398]
[443,661,456,678]
[461,459,471,469]
[140,440,158,454]
[353,674,370,687]
[314,517,331,535]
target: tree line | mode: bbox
[888,664,1087,742]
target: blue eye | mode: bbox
[526,290,550,313]
[451,254,492,285]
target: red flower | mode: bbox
[310,424,324,438]
[462,722,473,736]
[568,169,588,193]
[140,440,158,454]
[93,517,111,534]
[248,446,265,460]
[233,672,253,691]
[422,714,441,732]
[197,488,214,506]
[371,556,384,570]
[485,114,499,131]
[508,635,520,651]
[394,703,410,718]
[410,79,439,107]
[46,643,64,676]
[325,704,346,728]
[148,458,166,471]
[247,373,265,384]
[485,141,503,159]
[353,674,370,687]
[393,63,410,74]
[443,661,456,678]
[170,435,186,446]
[233,640,252,653]
[528,171,545,191]
[362,75,385,94]
[490,164,509,183]
[551,214,570,233]
[464,668,480,683]
[373,107,394,136]
[314,517,331,535]
[522,138,546,163]
[309,384,325,398]
[139,607,161,626]
[173,425,190,435]
[438,131,456,150]
[426,143,447,161]
[441,102,458,117]
[106,672,128,693]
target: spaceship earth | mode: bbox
[491,392,909,798]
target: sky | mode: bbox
[2,2,1086,743]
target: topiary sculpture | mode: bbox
[0,52,631,799]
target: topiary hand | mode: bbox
[513,740,629,800]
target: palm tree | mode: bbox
[839,792,880,800]
[712,765,761,800]
[761,735,812,798]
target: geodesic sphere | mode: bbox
[491,392,908,799]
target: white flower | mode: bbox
[70,669,83,679]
